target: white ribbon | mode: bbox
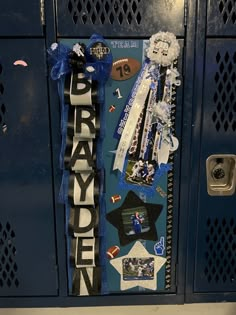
[113,66,151,171]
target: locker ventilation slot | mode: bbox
[0,222,19,288]
[212,51,236,132]
[204,218,236,284]
[219,0,236,24]
[67,0,142,25]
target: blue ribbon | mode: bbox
[114,58,151,139]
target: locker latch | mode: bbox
[206,155,236,196]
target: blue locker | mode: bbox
[186,0,236,303]
[0,39,58,296]
[194,39,236,292]
[53,0,187,305]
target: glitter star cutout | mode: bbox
[110,241,166,291]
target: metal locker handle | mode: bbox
[206,155,236,196]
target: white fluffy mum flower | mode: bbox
[147,32,180,66]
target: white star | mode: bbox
[110,241,166,291]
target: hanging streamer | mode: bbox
[113,32,181,189]
[48,35,112,296]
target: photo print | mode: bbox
[122,257,154,281]
[125,158,157,187]
[121,206,150,236]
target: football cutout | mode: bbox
[111,58,141,81]
[106,245,120,259]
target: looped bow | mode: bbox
[47,43,72,80]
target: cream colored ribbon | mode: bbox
[113,65,152,171]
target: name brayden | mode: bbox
[65,69,100,296]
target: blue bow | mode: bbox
[47,43,72,80]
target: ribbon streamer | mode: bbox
[113,63,151,171]
[113,32,181,178]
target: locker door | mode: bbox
[193,40,236,293]
[0,39,58,296]
[0,1,43,36]
[52,0,186,305]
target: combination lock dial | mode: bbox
[212,167,225,180]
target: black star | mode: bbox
[106,191,163,246]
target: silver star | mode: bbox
[110,241,166,291]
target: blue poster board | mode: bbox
[60,37,182,296]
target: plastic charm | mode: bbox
[13,60,28,67]
[111,58,141,81]
[106,245,120,259]
[154,237,165,256]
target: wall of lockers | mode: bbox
[0,0,236,306]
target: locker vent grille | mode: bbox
[218,0,236,24]
[212,51,236,132]
[204,218,236,284]
[67,0,142,25]
[0,222,19,288]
